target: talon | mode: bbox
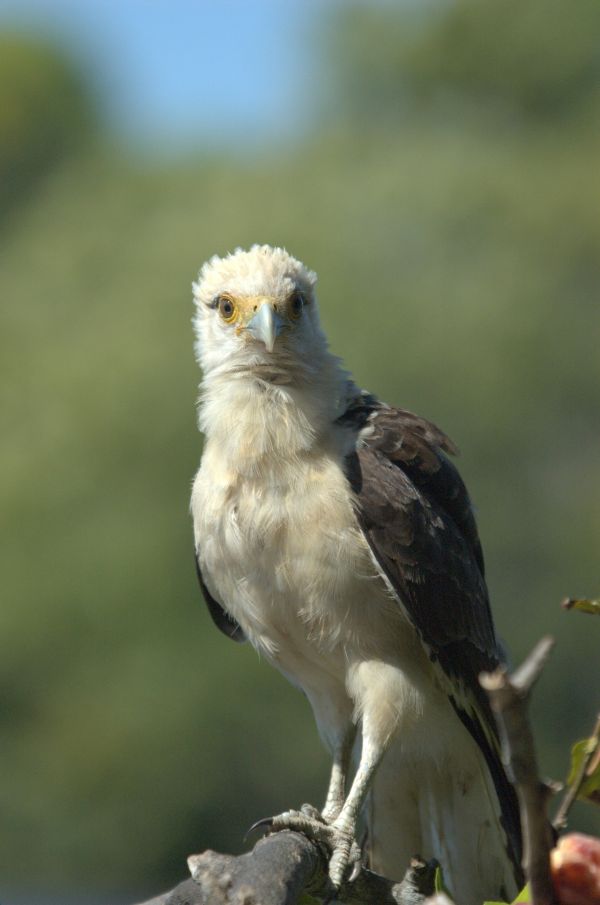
[256,806,337,849]
[253,804,363,890]
[245,816,273,842]
[325,820,364,890]
[349,858,362,883]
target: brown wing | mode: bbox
[342,400,522,877]
[194,550,246,643]
[341,401,496,674]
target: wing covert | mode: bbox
[343,403,497,675]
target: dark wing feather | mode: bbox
[194,550,246,643]
[343,401,522,877]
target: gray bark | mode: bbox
[134,830,437,905]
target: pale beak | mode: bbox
[246,302,286,352]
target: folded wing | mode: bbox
[342,401,522,877]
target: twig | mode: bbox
[133,831,437,905]
[561,597,600,616]
[553,712,600,831]
[480,636,557,905]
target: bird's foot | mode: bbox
[250,804,362,890]
[326,817,363,890]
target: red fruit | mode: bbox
[550,833,600,905]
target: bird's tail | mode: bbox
[367,727,521,905]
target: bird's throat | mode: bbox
[198,359,348,472]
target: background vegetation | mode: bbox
[1,1,598,902]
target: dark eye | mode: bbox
[218,295,237,323]
[290,291,304,320]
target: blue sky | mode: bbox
[0,0,346,151]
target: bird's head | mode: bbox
[193,245,328,383]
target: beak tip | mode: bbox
[247,303,286,352]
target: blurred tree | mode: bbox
[0,34,94,220]
[328,0,600,124]
[1,2,599,902]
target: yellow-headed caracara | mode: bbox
[190,245,522,904]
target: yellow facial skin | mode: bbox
[215,292,306,334]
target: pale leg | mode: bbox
[322,722,357,822]
[326,717,386,888]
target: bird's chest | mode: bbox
[191,446,378,657]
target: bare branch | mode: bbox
[553,712,600,831]
[187,832,320,905]
[133,831,437,905]
[480,636,557,905]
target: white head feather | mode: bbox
[192,244,325,379]
[192,245,354,463]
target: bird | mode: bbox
[190,244,523,905]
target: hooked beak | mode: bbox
[246,302,286,352]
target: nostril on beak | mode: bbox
[247,303,286,353]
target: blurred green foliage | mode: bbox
[329,0,600,122]
[1,3,599,902]
[0,34,92,220]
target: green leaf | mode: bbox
[435,864,453,896]
[434,864,444,893]
[483,882,530,905]
[567,736,600,805]
[562,597,600,615]
[298,895,321,905]
[512,883,531,903]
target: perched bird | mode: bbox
[190,245,522,904]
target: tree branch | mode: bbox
[134,830,437,905]
[480,635,557,905]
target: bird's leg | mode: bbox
[258,720,385,892]
[326,725,385,889]
[321,722,357,823]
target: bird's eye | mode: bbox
[218,295,237,323]
[289,291,304,320]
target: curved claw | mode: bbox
[244,816,274,842]
[348,857,362,883]
[246,807,364,889]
